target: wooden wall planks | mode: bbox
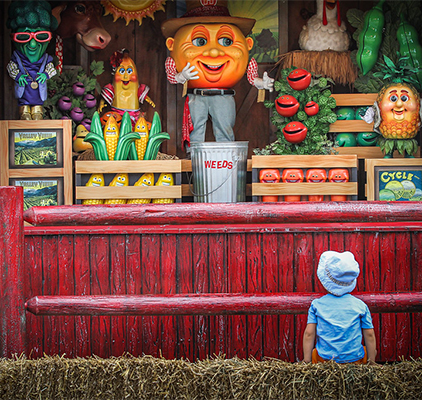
[23,227,422,362]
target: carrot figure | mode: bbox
[259,169,280,202]
[306,169,327,201]
[281,168,304,201]
[328,168,349,201]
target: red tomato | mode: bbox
[275,95,300,117]
[287,68,312,91]
[282,121,308,143]
[305,101,319,116]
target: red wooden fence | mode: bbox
[1,187,422,362]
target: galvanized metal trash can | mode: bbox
[190,141,248,203]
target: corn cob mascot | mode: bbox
[161,0,274,152]
[99,49,155,127]
[6,0,58,120]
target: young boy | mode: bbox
[303,251,377,365]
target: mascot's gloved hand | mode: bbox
[362,106,375,124]
[175,62,199,84]
[254,72,274,92]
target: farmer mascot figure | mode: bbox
[161,0,274,151]
[7,1,58,120]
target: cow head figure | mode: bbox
[52,1,111,52]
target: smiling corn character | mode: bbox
[127,173,154,204]
[104,173,129,204]
[99,49,155,127]
[161,0,274,150]
[152,173,174,204]
[82,173,105,205]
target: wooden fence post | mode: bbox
[0,186,25,357]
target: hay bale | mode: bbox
[277,50,358,86]
[76,149,179,161]
[0,355,421,399]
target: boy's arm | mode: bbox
[363,328,377,365]
[302,323,316,362]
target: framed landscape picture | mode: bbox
[9,128,63,168]
[365,159,422,201]
[10,177,64,210]
[0,120,73,206]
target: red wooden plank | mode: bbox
[141,234,161,357]
[42,236,59,356]
[278,233,295,361]
[90,235,111,358]
[379,233,396,362]
[227,233,247,359]
[110,234,127,357]
[161,234,177,359]
[58,235,75,357]
[329,232,345,252]
[295,233,314,362]
[395,232,411,360]
[74,234,91,357]
[345,232,364,292]
[126,234,142,356]
[24,235,43,358]
[192,234,209,360]
[261,233,279,359]
[411,232,422,358]
[313,233,329,293]
[246,233,262,360]
[364,232,381,362]
[177,234,194,360]
[208,233,227,356]
[24,202,422,226]
[0,187,25,358]
[26,292,422,316]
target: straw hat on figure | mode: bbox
[161,0,274,151]
[6,0,58,120]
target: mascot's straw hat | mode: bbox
[161,0,255,38]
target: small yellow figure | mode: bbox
[105,173,129,204]
[103,115,120,160]
[152,173,174,204]
[82,173,105,205]
[127,173,154,204]
[133,116,149,160]
[73,124,92,153]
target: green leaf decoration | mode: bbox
[347,8,364,28]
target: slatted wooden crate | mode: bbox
[330,93,420,158]
[252,155,358,201]
[75,160,182,204]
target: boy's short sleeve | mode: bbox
[361,304,374,329]
[307,301,317,324]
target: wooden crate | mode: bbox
[75,160,182,204]
[330,93,420,158]
[252,155,358,201]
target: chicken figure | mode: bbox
[259,169,281,202]
[282,169,304,202]
[299,0,350,52]
[328,168,349,201]
[306,169,327,201]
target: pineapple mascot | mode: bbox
[363,56,422,158]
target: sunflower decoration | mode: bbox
[364,55,422,158]
[101,0,166,25]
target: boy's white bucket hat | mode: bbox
[317,251,359,296]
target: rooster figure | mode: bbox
[299,0,350,52]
